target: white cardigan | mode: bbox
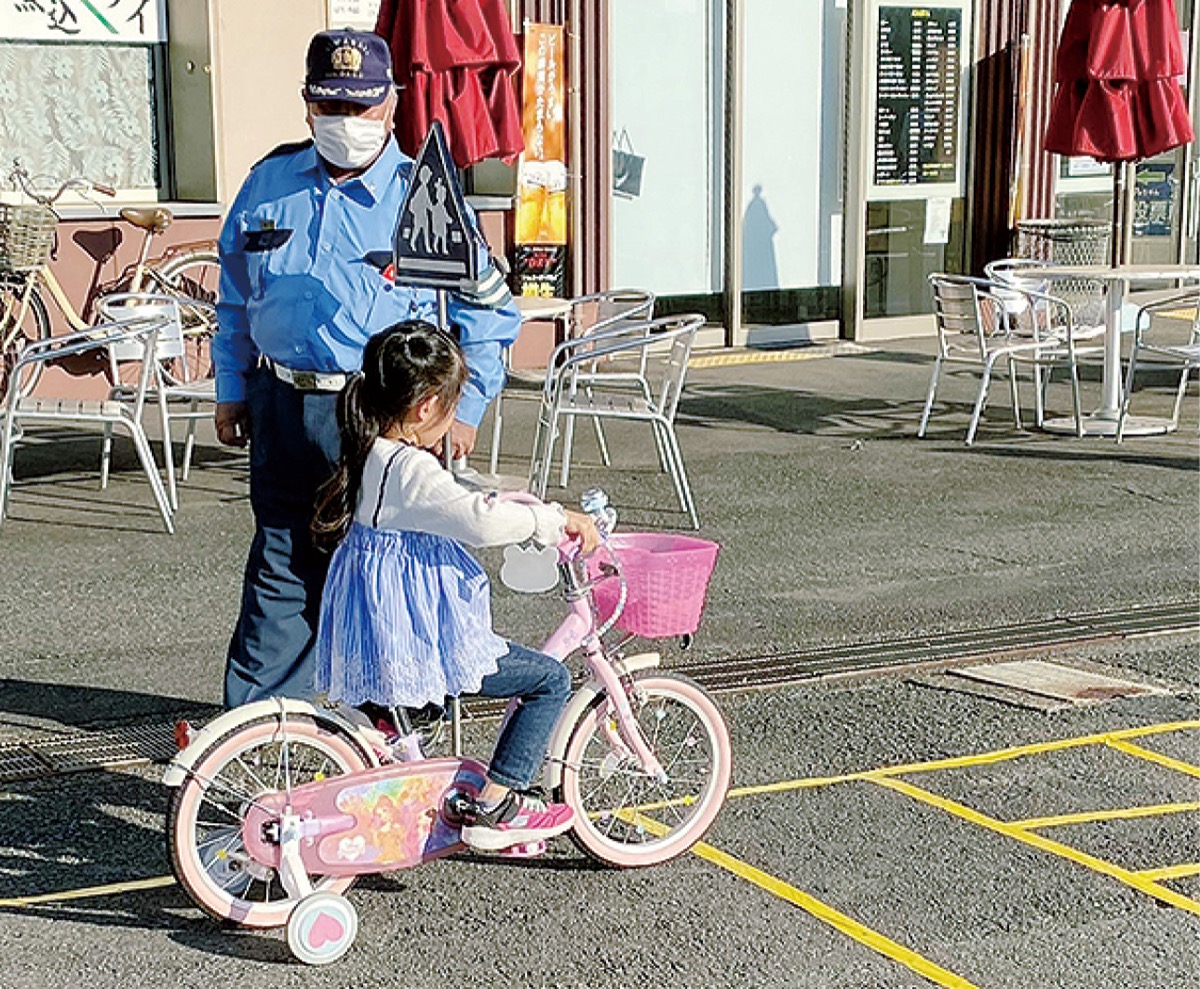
[354,438,566,548]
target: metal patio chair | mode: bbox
[984,261,1109,428]
[0,306,175,532]
[97,293,216,510]
[1116,290,1200,442]
[528,313,703,529]
[922,273,1087,445]
[487,289,654,476]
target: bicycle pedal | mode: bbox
[496,840,547,858]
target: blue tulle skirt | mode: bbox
[315,523,507,708]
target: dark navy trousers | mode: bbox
[224,367,342,708]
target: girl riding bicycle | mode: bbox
[311,320,600,851]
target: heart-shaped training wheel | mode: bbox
[287,892,358,965]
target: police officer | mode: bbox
[212,29,520,707]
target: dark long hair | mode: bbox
[312,320,468,550]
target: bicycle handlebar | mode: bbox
[8,159,116,204]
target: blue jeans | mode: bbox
[475,642,572,790]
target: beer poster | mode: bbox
[514,22,568,296]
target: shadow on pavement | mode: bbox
[0,679,216,731]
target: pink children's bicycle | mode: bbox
[163,490,731,965]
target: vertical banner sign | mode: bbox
[513,22,568,298]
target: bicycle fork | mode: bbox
[580,642,667,783]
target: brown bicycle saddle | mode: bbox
[119,206,173,233]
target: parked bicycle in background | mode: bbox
[0,160,219,399]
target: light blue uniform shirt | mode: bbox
[212,137,519,428]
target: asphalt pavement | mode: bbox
[0,335,1197,988]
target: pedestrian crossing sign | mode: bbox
[393,121,480,289]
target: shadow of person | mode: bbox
[742,184,779,291]
[0,678,215,730]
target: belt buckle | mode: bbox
[292,370,318,390]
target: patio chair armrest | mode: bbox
[18,314,167,360]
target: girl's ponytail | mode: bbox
[311,320,468,552]
[312,373,378,551]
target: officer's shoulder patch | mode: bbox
[253,139,315,169]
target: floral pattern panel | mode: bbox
[0,42,159,193]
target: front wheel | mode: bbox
[166,712,372,929]
[557,672,731,867]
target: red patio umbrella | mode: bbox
[1044,0,1194,261]
[375,0,525,169]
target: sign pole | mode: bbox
[437,288,457,469]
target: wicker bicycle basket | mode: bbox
[0,202,58,271]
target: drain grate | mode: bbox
[0,600,1195,783]
[0,721,187,785]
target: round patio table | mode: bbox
[1014,263,1200,436]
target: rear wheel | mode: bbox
[557,672,731,867]
[154,250,218,385]
[167,712,372,929]
[0,280,51,400]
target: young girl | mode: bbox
[312,320,599,852]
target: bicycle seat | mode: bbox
[119,207,173,233]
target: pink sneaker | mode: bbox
[461,790,575,851]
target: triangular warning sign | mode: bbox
[393,121,480,290]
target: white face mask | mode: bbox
[311,114,389,170]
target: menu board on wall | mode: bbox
[870,3,966,198]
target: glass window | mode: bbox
[742,0,843,294]
[610,0,722,295]
[0,41,162,193]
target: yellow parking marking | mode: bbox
[0,875,176,909]
[1138,863,1200,882]
[872,776,1200,916]
[727,720,1200,800]
[1106,739,1200,780]
[623,811,981,989]
[1010,801,1200,830]
[690,840,982,989]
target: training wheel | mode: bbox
[286,891,358,965]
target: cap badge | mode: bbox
[331,43,364,75]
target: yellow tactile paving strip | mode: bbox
[689,342,873,369]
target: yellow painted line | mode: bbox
[1138,862,1200,882]
[689,344,870,369]
[728,771,868,798]
[727,721,1200,799]
[1010,801,1200,830]
[1106,739,1200,780]
[872,776,1200,916]
[691,841,983,989]
[0,875,176,908]
[622,811,981,989]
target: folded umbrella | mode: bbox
[1045,0,1192,162]
[376,0,524,168]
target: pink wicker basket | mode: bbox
[589,533,719,638]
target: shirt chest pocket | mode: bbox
[242,223,295,295]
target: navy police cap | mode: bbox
[304,29,394,106]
